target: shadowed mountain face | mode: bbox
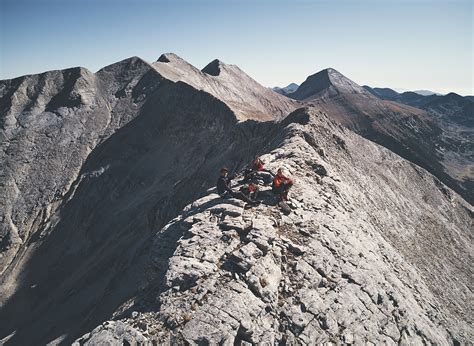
[0,55,472,344]
[288,69,473,204]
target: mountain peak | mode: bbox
[156,52,185,63]
[289,68,369,100]
[444,92,462,98]
[97,56,153,75]
[202,59,225,76]
[272,83,299,96]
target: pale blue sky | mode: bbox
[1,0,472,95]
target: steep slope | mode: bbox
[287,69,473,204]
[363,86,474,197]
[151,53,299,121]
[75,108,473,344]
[0,55,294,345]
[0,57,162,276]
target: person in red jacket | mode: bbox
[244,156,274,185]
[251,157,265,172]
[240,182,259,200]
[272,168,293,201]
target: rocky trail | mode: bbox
[74,109,473,345]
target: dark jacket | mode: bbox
[217,176,233,195]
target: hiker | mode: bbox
[272,168,293,201]
[239,183,259,200]
[217,167,260,205]
[243,156,273,185]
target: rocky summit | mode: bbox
[0,54,472,345]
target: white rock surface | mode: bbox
[77,108,472,344]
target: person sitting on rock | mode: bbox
[243,156,274,185]
[272,168,293,201]
[239,183,259,201]
[217,167,260,206]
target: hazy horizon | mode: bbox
[1,0,472,96]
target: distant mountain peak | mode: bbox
[412,90,443,96]
[156,52,184,63]
[97,56,153,75]
[272,83,299,96]
[202,59,224,76]
[289,67,369,100]
[363,86,400,99]
[444,92,462,98]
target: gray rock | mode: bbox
[1,55,472,346]
[230,242,264,272]
[72,321,150,345]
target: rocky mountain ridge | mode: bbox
[0,54,472,344]
[0,54,296,344]
[152,53,298,121]
[74,108,473,345]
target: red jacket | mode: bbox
[251,158,264,171]
[273,173,292,187]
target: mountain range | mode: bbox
[283,68,473,204]
[0,54,472,344]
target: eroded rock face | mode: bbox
[76,109,472,344]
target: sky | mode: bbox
[1,0,473,95]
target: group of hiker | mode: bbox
[216,157,293,207]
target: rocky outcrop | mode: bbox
[72,321,149,346]
[75,108,473,344]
